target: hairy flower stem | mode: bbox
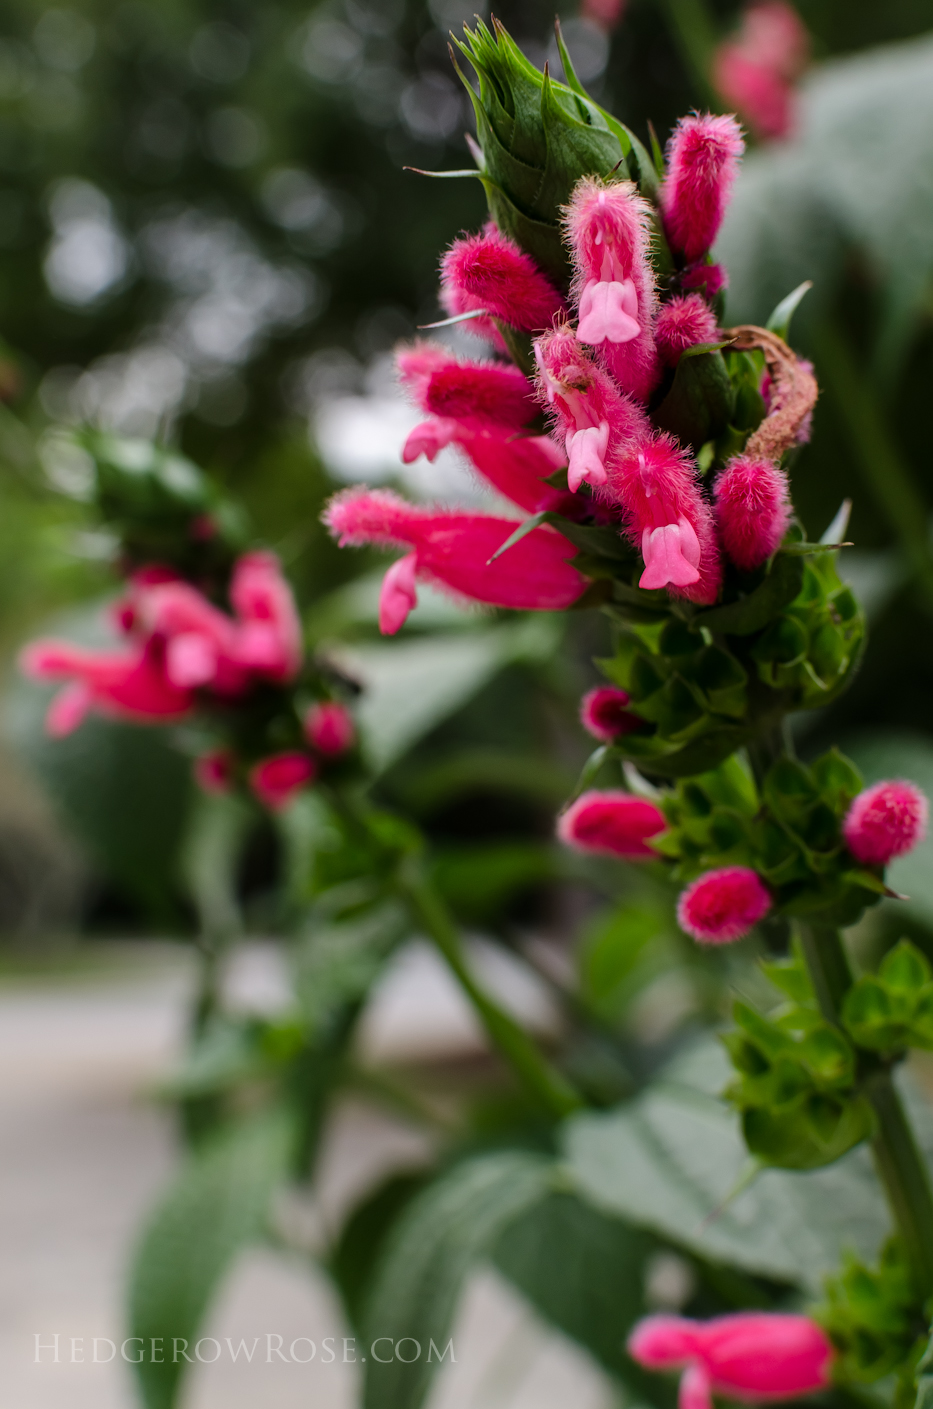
[800,922,933,1297]
[812,319,933,617]
[400,866,583,1119]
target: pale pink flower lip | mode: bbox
[577,278,641,346]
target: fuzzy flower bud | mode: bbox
[323,487,587,634]
[843,780,928,866]
[676,866,771,943]
[249,752,316,811]
[660,114,745,263]
[714,456,791,570]
[440,223,565,335]
[628,1312,833,1409]
[580,685,643,742]
[557,789,667,859]
[563,177,660,401]
[305,700,355,757]
[654,295,720,367]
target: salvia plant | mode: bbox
[321,17,933,1409]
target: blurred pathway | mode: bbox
[0,945,612,1409]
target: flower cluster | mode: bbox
[22,433,355,812]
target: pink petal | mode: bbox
[640,518,701,589]
[379,553,419,635]
[577,279,641,345]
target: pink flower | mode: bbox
[580,685,643,742]
[628,1312,833,1409]
[229,551,303,683]
[323,487,588,634]
[20,637,193,736]
[305,700,355,757]
[714,456,791,570]
[843,780,928,867]
[654,295,720,367]
[563,178,660,401]
[557,789,667,859]
[676,866,771,942]
[194,749,233,794]
[398,344,568,514]
[607,435,722,604]
[130,577,243,691]
[440,223,565,336]
[714,3,809,141]
[249,752,316,810]
[534,325,650,494]
[660,114,746,263]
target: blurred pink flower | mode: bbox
[580,685,643,742]
[714,2,809,141]
[557,789,666,858]
[676,866,771,942]
[249,752,316,810]
[843,780,928,866]
[305,700,355,757]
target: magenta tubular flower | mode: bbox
[660,114,746,263]
[249,752,316,811]
[440,223,566,335]
[228,551,303,683]
[580,685,643,742]
[654,295,720,367]
[21,638,193,736]
[305,700,355,757]
[563,177,660,402]
[131,578,245,693]
[628,1313,833,1409]
[323,487,588,634]
[557,789,667,859]
[714,455,791,570]
[397,344,568,514]
[676,866,771,942]
[714,2,809,141]
[608,435,722,604]
[194,749,234,795]
[843,780,928,866]
[534,325,650,494]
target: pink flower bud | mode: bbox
[660,114,745,263]
[628,1313,833,1409]
[249,752,316,811]
[654,295,720,367]
[194,749,233,795]
[557,789,667,859]
[843,780,928,866]
[563,177,660,401]
[676,866,771,943]
[580,686,642,742]
[324,488,588,632]
[714,3,809,141]
[305,700,355,757]
[713,455,791,570]
[229,551,303,683]
[440,223,565,335]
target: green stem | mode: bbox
[812,319,933,616]
[656,0,719,108]
[400,866,583,1119]
[800,923,933,1296]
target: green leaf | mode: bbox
[694,553,804,636]
[362,1152,554,1409]
[563,1037,891,1290]
[485,511,548,563]
[293,899,410,1036]
[492,1192,671,1403]
[766,281,813,341]
[653,348,736,451]
[332,1173,429,1333]
[129,1107,295,1409]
